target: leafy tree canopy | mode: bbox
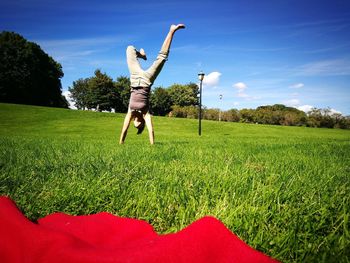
[114,76,130,113]
[150,87,172,116]
[167,83,198,107]
[0,31,68,108]
[69,70,118,112]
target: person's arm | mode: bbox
[119,111,132,144]
[144,112,154,145]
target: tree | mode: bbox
[306,107,346,128]
[88,69,115,111]
[150,87,172,116]
[168,83,198,107]
[333,113,350,129]
[114,76,130,113]
[222,109,240,122]
[254,104,306,126]
[69,73,129,112]
[204,108,220,121]
[69,70,119,111]
[240,108,256,123]
[68,78,90,110]
[0,31,67,108]
[307,108,323,127]
[170,105,198,118]
[319,108,335,128]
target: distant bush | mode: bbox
[306,108,350,129]
[170,105,198,118]
[203,108,220,121]
[221,109,240,122]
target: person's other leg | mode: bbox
[146,24,185,83]
[160,24,185,55]
[119,110,133,144]
[144,112,154,145]
[126,45,143,75]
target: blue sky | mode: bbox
[1,0,350,114]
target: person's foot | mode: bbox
[171,24,186,32]
[139,48,147,60]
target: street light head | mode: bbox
[198,71,205,81]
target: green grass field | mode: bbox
[0,103,349,262]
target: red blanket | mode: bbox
[0,196,278,263]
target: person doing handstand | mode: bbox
[119,24,185,145]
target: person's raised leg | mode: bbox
[146,24,186,83]
[119,110,133,144]
[144,112,154,145]
[160,24,186,55]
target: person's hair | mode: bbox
[133,111,145,135]
[136,121,145,134]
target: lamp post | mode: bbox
[219,94,223,121]
[198,71,205,136]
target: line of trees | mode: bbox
[170,104,350,129]
[69,70,350,129]
[68,70,199,114]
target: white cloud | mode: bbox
[233,82,259,100]
[283,99,314,113]
[295,105,342,115]
[290,83,304,89]
[328,108,342,115]
[297,105,314,113]
[233,82,247,92]
[203,72,221,87]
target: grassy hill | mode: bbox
[0,103,349,262]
